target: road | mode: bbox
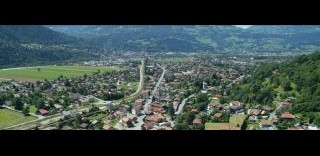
[143,64,166,112]
[129,59,145,98]
[174,94,195,115]
[126,63,166,130]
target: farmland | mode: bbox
[205,114,246,130]
[0,65,119,82]
[0,108,37,129]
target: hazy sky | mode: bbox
[234,25,252,29]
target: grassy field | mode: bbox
[0,108,37,129]
[0,65,118,82]
[0,78,10,82]
[205,114,246,130]
[118,82,139,91]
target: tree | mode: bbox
[219,97,227,104]
[14,98,24,110]
[168,102,175,118]
[283,80,292,91]
[37,68,41,72]
[0,95,5,106]
[22,106,30,115]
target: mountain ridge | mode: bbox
[47,25,320,53]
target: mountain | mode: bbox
[0,25,99,68]
[48,25,320,53]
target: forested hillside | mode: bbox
[0,25,99,68]
[228,52,320,126]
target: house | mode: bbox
[61,126,73,130]
[281,112,295,119]
[262,106,273,113]
[61,111,72,119]
[144,121,155,130]
[173,101,180,111]
[79,123,89,129]
[103,124,114,130]
[161,126,173,130]
[135,99,144,105]
[104,101,113,110]
[287,127,299,130]
[146,114,165,123]
[121,117,133,127]
[132,106,142,116]
[229,101,244,111]
[127,114,137,123]
[79,96,91,105]
[260,120,273,128]
[4,101,12,106]
[271,117,278,123]
[39,109,48,115]
[58,99,65,105]
[249,109,261,116]
[91,120,99,125]
[107,113,115,120]
[280,102,291,109]
[192,119,202,126]
[191,109,198,113]
[208,103,220,110]
[53,104,63,110]
[69,92,81,100]
[115,110,125,118]
[213,113,223,119]
[151,105,165,113]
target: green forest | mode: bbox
[228,52,320,126]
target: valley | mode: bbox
[0,25,319,130]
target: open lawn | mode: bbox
[118,82,139,91]
[0,65,119,82]
[205,114,246,130]
[0,108,37,129]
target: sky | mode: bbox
[234,25,252,29]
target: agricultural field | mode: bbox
[205,114,246,130]
[0,65,119,82]
[0,108,37,129]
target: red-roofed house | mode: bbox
[39,109,48,115]
[281,112,295,119]
[213,113,223,119]
[193,119,202,126]
[103,124,114,130]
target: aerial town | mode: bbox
[1,52,316,130]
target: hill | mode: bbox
[228,52,320,126]
[0,25,99,68]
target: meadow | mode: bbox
[205,114,246,130]
[0,108,37,129]
[0,65,118,82]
